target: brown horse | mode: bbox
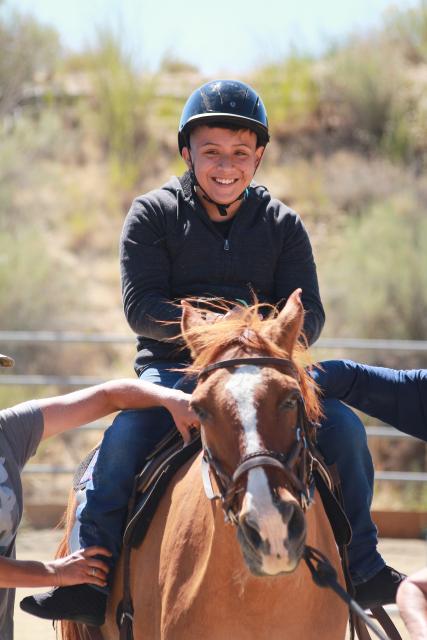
[60,289,348,640]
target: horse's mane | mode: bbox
[180,299,322,423]
[55,490,88,640]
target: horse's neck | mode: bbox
[107,456,347,640]
[156,457,330,596]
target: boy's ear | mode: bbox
[255,146,265,168]
[181,146,192,170]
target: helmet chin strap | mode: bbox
[189,168,246,217]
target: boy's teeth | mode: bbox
[215,178,234,184]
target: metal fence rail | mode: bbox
[2,332,426,483]
[2,330,427,349]
[19,423,426,482]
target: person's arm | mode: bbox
[397,568,427,640]
[311,360,427,441]
[39,379,199,442]
[0,547,110,588]
[274,212,325,345]
[120,197,182,342]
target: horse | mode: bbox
[59,289,348,640]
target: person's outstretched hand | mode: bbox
[397,567,427,639]
[47,546,111,587]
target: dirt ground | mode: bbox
[14,528,427,640]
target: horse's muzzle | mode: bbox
[237,500,307,576]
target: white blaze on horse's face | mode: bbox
[225,365,300,575]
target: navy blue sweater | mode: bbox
[312,360,427,442]
[120,172,325,372]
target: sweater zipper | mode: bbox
[224,238,230,251]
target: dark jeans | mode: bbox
[77,362,184,573]
[317,399,383,583]
[77,361,383,586]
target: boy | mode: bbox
[22,80,403,625]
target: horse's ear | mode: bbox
[181,300,206,358]
[264,289,304,355]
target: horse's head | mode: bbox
[181,289,321,578]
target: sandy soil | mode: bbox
[13,528,427,640]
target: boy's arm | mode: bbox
[274,214,325,345]
[120,198,182,342]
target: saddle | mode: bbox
[124,429,202,548]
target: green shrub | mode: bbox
[0,229,77,329]
[384,1,427,64]
[253,55,320,133]
[87,27,155,189]
[0,6,61,116]
[0,113,60,230]
[323,38,403,142]
[318,194,427,339]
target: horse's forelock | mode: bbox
[180,302,322,423]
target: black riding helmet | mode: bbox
[178,80,269,217]
[178,79,270,154]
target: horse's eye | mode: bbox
[279,394,300,411]
[191,404,210,422]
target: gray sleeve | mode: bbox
[0,401,44,470]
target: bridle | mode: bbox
[195,356,400,640]
[197,356,322,524]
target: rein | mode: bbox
[303,546,399,640]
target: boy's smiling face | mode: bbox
[182,125,265,218]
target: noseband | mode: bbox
[198,356,320,524]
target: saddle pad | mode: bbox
[72,429,189,493]
[73,447,99,491]
[124,434,202,548]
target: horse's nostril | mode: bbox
[276,499,295,525]
[288,505,306,541]
[240,516,262,550]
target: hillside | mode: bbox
[1,2,427,508]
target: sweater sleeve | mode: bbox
[274,214,325,345]
[120,197,183,342]
[311,360,427,442]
